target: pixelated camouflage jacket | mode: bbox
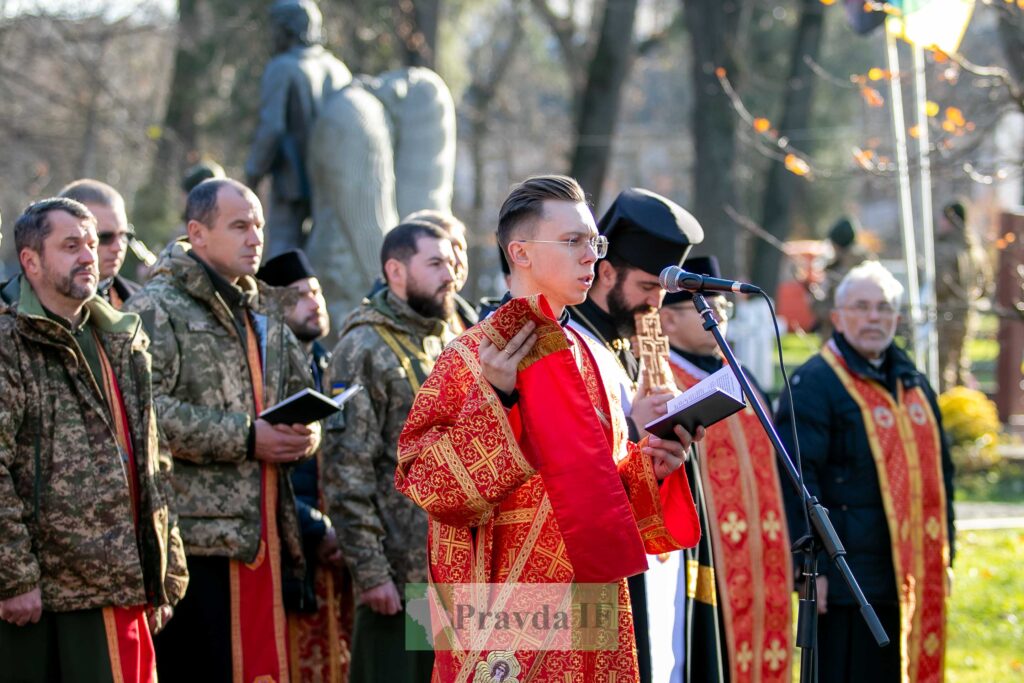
[323,288,453,592]
[123,240,311,570]
[0,277,188,612]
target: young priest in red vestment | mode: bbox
[395,175,704,682]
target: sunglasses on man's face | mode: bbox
[97,231,132,247]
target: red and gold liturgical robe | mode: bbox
[668,350,793,683]
[822,340,949,683]
[396,295,701,682]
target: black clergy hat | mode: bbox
[257,249,317,287]
[598,188,704,275]
[662,255,722,305]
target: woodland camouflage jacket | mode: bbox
[0,277,188,612]
[323,289,452,592]
[123,241,311,569]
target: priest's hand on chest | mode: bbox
[480,321,537,395]
[642,425,705,480]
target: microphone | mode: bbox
[659,265,762,295]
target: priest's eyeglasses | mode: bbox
[839,301,899,317]
[515,234,609,259]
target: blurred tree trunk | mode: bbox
[532,0,643,207]
[682,0,742,277]
[394,0,440,68]
[995,5,1024,204]
[750,0,825,292]
[568,0,638,205]
[465,6,525,300]
[134,0,204,236]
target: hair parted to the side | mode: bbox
[497,175,587,262]
[403,209,465,239]
[58,178,124,210]
[380,220,450,278]
[185,178,255,229]
[834,259,905,309]
[14,197,94,257]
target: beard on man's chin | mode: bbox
[607,281,652,338]
[54,265,98,301]
[292,323,325,343]
[407,284,455,321]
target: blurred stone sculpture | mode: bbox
[245,0,352,257]
[306,67,457,332]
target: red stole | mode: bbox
[668,353,793,683]
[230,314,289,683]
[95,334,156,683]
[286,451,352,683]
[480,295,647,582]
[822,341,948,683]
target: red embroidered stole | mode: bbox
[94,334,156,683]
[822,341,948,683]
[669,355,793,683]
[286,454,351,683]
[480,295,647,582]
[230,314,289,683]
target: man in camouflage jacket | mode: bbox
[324,220,456,683]
[123,178,319,681]
[0,198,187,681]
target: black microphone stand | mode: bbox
[689,293,889,683]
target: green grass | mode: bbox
[947,529,1024,682]
[791,529,1024,682]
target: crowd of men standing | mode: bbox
[0,172,955,683]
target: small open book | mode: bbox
[259,384,363,426]
[644,366,746,440]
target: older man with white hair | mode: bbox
[775,260,955,683]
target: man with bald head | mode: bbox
[125,178,320,681]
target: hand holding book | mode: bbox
[644,366,745,440]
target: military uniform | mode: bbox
[933,230,988,391]
[99,273,141,310]
[123,239,313,681]
[323,287,453,683]
[0,276,187,680]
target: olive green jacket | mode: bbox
[323,289,453,592]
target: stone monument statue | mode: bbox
[245,0,352,257]
[306,67,457,331]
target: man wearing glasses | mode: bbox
[660,256,793,683]
[59,179,139,309]
[775,260,955,683]
[395,175,703,682]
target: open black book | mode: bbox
[644,366,745,440]
[259,384,363,425]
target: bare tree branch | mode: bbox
[528,0,585,86]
